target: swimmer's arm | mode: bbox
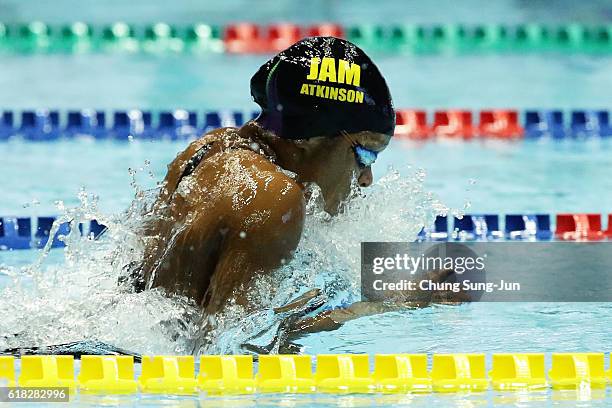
[287,301,408,334]
[201,174,305,314]
[286,269,469,336]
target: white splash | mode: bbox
[202,166,456,354]
[0,165,454,356]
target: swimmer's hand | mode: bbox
[284,268,471,340]
[245,270,471,354]
[240,289,327,355]
[273,288,326,315]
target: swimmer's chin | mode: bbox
[323,187,362,216]
[324,197,352,217]
[302,182,355,217]
[325,203,340,217]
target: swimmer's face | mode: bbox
[303,131,391,215]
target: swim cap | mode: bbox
[250,36,395,140]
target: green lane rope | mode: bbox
[0,22,610,54]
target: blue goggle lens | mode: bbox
[354,145,378,168]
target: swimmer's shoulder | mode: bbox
[212,143,305,236]
[161,127,240,194]
[220,147,304,209]
[175,127,237,164]
[168,125,304,212]
[225,158,305,256]
[189,125,298,195]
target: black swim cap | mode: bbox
[250,36,395,140]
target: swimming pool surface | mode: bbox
[2,50,612,215]
[2,137,612,215]
[2,0,612,406]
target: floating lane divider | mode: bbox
[0,109,253,141]
[395,109,612,140]
[2,109,612,141]
[0,22,224,53]
[418,213,612,241]
[0,217,105,250]
[2,213,612,251]
[1,22,612,54]
[79,356,138,393]
[140,356,197,394]
[2,353,612,394]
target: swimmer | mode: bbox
[132,37,394,313]
[130,36,467,352]
[3,36,464,358]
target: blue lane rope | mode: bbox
[1,214,610,250]
[0,218,105,250]
[0,109,256,141]
[1,109,612,141]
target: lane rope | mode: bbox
[1,22,611,54]
[1,108,611,141]
[2,353,611,394]
[1,213,610,250]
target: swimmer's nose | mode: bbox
[358,166,373,187]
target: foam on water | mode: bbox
[0,164,458,356]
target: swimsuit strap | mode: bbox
[175,128,277,190]
[175,142,214,189]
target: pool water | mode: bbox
[2,0,612,406]
[2,53,612,110]
[2,137,612,216]
[18,386,612,407]
[2,0,612,25]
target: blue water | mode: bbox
[1,0,612,24]
[2,54,612,110]
[2,138,612,216]
[2,1,612,407]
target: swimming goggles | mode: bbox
[342,131,378,169]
